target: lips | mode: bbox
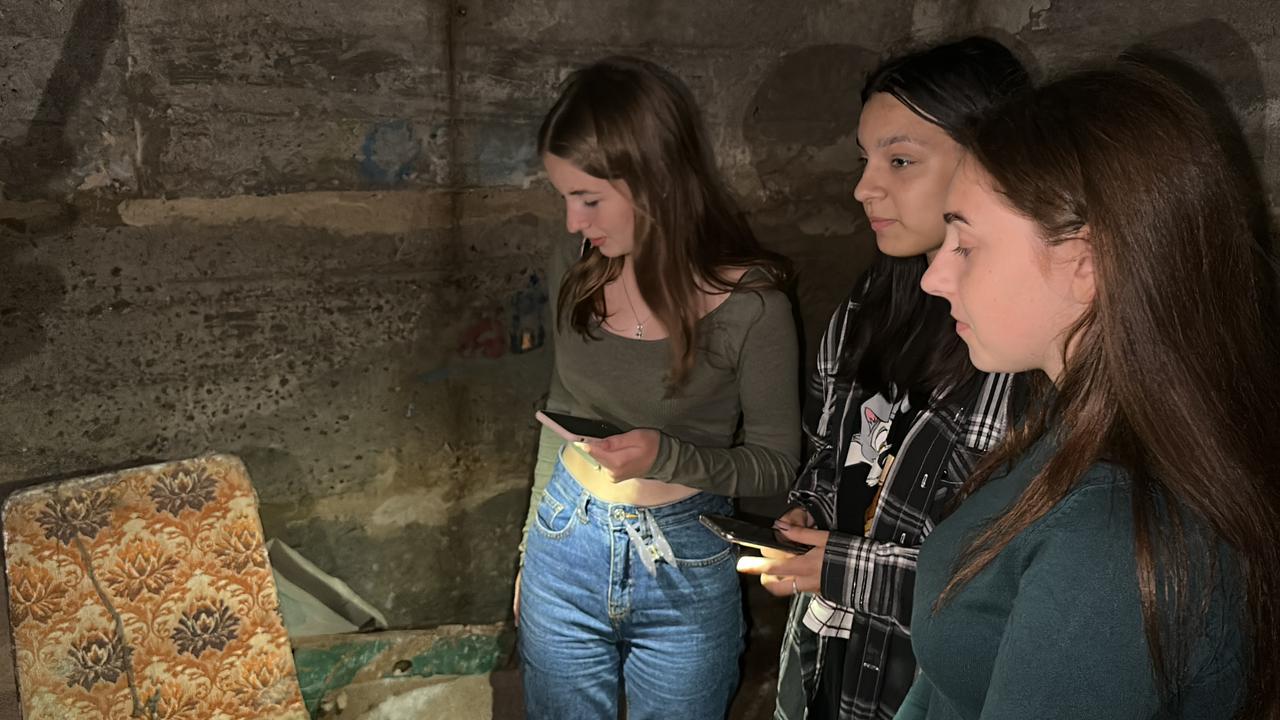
[867,216,896,232]
[587,236,606,247]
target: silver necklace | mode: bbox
[619,275,653,338]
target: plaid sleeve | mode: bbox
[787,288,861,528]
[819,531,919,629]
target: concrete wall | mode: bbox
[1,0,1276,634]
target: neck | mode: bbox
[619,254,637,281]
[1047,334,1078,387]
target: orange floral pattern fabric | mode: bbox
[2,454,307,720]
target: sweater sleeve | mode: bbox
[977,481,1159,720]
[517,239,579,565]
[893,672,933,720]
[517,374,570,565]
[644,288,801,497]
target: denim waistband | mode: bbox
[548,452,731,575]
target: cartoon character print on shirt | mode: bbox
[844,393,908,487]
[862,395,898,487]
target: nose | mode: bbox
[565,205,589,234]
[853,161,882,204]
[921,233,957,299]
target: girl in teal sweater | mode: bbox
[902,65,1280,719]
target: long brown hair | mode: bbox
[538,56,790,388]
[937,65,1280,717]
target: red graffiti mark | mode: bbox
[458,317,506,359]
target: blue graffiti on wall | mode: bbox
[509,272,548,354]
[359,120,422,185]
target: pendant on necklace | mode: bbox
[634,324,644,338]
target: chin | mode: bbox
[966,348,1023,376]
[964,345,998,374]
[874,233,938,258]
[599,246,635,259]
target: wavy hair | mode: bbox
[539,56,790,388]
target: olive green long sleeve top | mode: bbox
[519,239,802,555]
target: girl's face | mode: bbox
[921,158,1094,382]
[543,153,636,258]
[853,92,965,258]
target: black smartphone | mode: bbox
[536,410,626,442]
[699,513,812,554]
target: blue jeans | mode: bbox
[519,458,744,719]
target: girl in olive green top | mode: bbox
[515,57,800,719]
[901,66,1280,719]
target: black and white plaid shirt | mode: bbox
[782,284,1015,720]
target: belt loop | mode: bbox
[576,491,590,523]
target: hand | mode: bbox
[757,506,816,562]
[735,521,829,597]
[579,429,660,482]
[513,568,522,626]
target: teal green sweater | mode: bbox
[900,437,1245,720]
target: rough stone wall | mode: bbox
[1,0,1275,639]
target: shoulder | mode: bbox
[722,266,792,318]
[1020,463,1137,557]
[701,270,794,362]
[1044,462,1133,520]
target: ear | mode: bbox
[1067,228,1096,306]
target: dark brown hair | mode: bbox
[938,65,1280,717]
[538,56,790,387]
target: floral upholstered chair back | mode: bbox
[2,454,307,720]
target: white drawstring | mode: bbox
[620,509,677,576]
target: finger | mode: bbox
[736,555,779,576]
[513,571,522,627]
[759,546,796,561]
[593,432,640,450]
[581,442,630,466]
[737,554,800,577]
[589,453,623,476]
[759,574,794,597]
[779,507,811,528]
[792,573,820,594]
[777,526,830,547]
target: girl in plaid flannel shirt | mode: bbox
[737,37,1030,720]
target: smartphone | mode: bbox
[699,513,812,554]
[535,410,626,443]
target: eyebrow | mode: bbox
[566,189,601,196]
[943,211,970,225]
[855,134,926,152]
[879,134,925,149]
